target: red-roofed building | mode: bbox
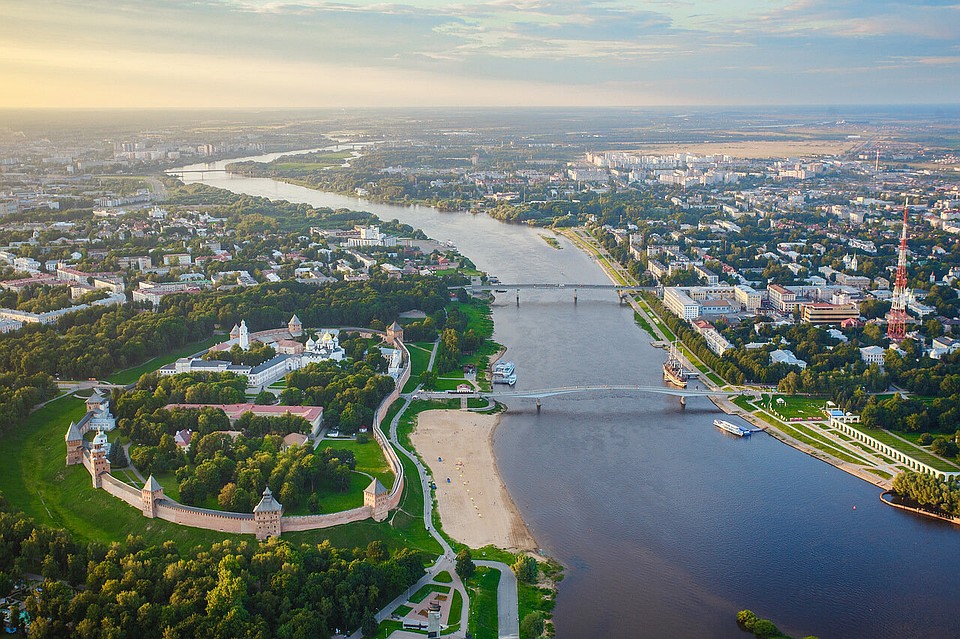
[166,403,324,437]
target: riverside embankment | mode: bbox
[175,152,960,639]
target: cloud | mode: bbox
[0,0,958,106]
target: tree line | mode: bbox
[892,471,960,517]
[0,492,422,638]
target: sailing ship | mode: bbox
[662,341,688,388]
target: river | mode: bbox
[174,153,960,639]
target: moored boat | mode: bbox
[662,342,687,388]
[714,419,751,437]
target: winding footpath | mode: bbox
[351,339,519,638]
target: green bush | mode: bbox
[737,610,759,632]
[520,612,545,638]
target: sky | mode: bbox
[1,0,958,108]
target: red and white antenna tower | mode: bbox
[886,200,910,341]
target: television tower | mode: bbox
[886,201,910,341]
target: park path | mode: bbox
[475,560,520,639]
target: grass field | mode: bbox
[766,395,828,420]
[373,620,404,639]
[633,311,658,341]
[107,336,221,385]
[850,424,960,472]
[467,566,500,639]
[0,388,443,555]
[434,570,453,583]
[403,342,434,393]
[410,583,451,603]
[446,589,463,630]
[318,437,395,487]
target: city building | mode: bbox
[799,302,860,324]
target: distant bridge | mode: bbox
[461,283,656,292]
[459,283,657,304]
[417,385,751,409]
[165,169,230,178]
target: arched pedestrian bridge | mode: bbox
[416,385,752,409]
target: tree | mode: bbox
[777,371,800,395]
[361,610,378,638]
[737,610,759,632]
[752,619,780,639]
[254,390,276,405]
[511,555,538,583]
[455,549,475,580]
[520,612,545,638]
[109,443,128,468]
[419,370,438,391]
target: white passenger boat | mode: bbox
[714,419,751,437]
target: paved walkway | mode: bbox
[476,560,520,639]
[349,336,521,639]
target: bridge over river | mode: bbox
[458,282,658,305]
[417,384,752,410]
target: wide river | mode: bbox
[175,151,960,639]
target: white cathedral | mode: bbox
[303,330,345,363]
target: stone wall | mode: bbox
[154,500,256,535]
[281,506,371,532]
[99,474,143,509]
[81,449,94,474]
[74,331,414,538]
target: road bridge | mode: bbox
[458,283,658,305]
[417,384,752,410]
[166,169,229,176]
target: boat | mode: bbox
[714,419,751,437]
[492,361,517,385]
[494,361,515,376]
[662,342,687,388]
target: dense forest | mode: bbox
[0,493,422,638]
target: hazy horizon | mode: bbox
[3,0,959,109]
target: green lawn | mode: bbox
[633,311,658,341]
[0,389,443,556]
[0,395,254,549]
[153,471,182,502]
[434,570,453,583]
[467,566,500,639]
[767,395,828,420]
[750,408,870,466]
[318,438,395,488]
[435,378,472,392]
[410,583,451,604]
[447,589,463,628]
[106,336,221,385]
[850,424,960,472]
[373,620,405,639]
[403,343,434,393]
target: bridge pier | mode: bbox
[536,398,541,413]
[618,291,625,305]
[516,289,520,307]
[573,288,577,305]
[679,396,686,408]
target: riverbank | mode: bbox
[561,226,904,492]
[410,409,536,552]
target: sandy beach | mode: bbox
[411,409,536,551]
